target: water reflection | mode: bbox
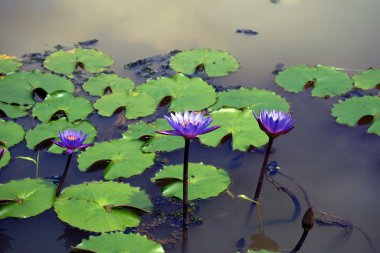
[56,226,92,250]
[0,228,13,253]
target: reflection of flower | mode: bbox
[52,130,92,154]
[253,110,295,138]
[156,111,220,139]
[0,148,5,160]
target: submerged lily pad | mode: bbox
[44,48,114,77]
[170,49,239,77]
[54,181,153,232]
[137,73,217,111]
[275,65,353,97]
[73,232,165,253]
[211,87,290,112]
[199,108,268,151]
[0,120,25,147]
[123,119,184,152]
[25,118,97,153]
[0,103,30,118]
[94,92,156,119]
[0,54,22,74]
[0,178,56,219]
[0,71,74,106]
[32,91,93,122]
[0,148,11,169]
[83,74,135,97]
[77,139,155,180]
[352,69,380,90]
[152,163,231,200]
[331,96,380,135]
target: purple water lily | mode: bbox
[156,111,220,139]
[0,148,6,160]
[52,130,92,154]
[253,110,295,138]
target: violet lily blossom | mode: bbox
[156,111,220,139]
[52,130,92,154]
[253,110,295,138]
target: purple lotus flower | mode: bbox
[253,110,295,138]
[0,148,6,160]
[52,130,92,154]
[156,111,220,139]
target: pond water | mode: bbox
[0,0,380,253]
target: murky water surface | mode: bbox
[0,0,379,252]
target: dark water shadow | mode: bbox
[0,228,13,253]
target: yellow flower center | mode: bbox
[67,135,78,141]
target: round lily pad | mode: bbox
[211,87,290,112]
[0,71,74,106]
[77,139,155,180]
[32,91,93,123]
[54,181,153,232]
[83,74,135,97]
[0,148,11,170]
[44,48,114,77]
[331,96,380,136]
[0,54,22,74]
[0,178,56,219]
[25,118,97,154]
[352,69,380,90]
[73,232,165,253]
[94,92,156,119]
[0,102,30,118]
[199,108,268,151]
[123,119,184,153]
[0,120,25,148]
[152,163,231,200]
[137,73,217,112]
[170,49,239,77]
[275,65,353,97]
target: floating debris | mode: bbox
[236,29,259,36]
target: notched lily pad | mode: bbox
[0,54,22,75]
[77,139,155,180]
[0,120,25,148]
[123,119,184,153]
[0,147,11,170]
[211,87,290,112]
[137,73,217,112]
[73,232,165,253]
[170,49,239,77]
[199,108,268,151]
[275,65,353,97]
[25,118,97,153]
[0,103,31,119]
[0,178,56,219]
[94,92,156,119]
[353,69,380,90]
[83,74,135,97]
[54,181,153,232]
[152,163,231,200]
[44,48,114,77]
[32,91,93,122]
[331,96,380,135]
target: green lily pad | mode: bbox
[25,118,97,154]
[0,120,25,147]
[44,48,114,77]
[275,65,353,97]
[73,232,165,253]
[83,74,135,97]
[123,119,184,153]
[199,108,268,151]
[94,92,156,119]
[0,71,74,106]
[137,73,217,111]
[0,178,56,219]
[0,54,22,74]
[32,91,93,123]
[54,181,153,232]
[0,148,11,169]
[0,102,30,118]
[211,87,290,112]
[353,69,380,90]
[77,139,155,180]
[152,163,231,200]
[331,96,380,135]
[170,49,239,77]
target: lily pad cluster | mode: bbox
[0,54,22,75]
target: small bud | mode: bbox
[302,208,314,231]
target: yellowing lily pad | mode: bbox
[0,54,22,75]
[83,73,135,97]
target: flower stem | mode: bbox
[183,139,190,228]
[291,230,309,252]
[254,137,274,201]
[55,153,73,197]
